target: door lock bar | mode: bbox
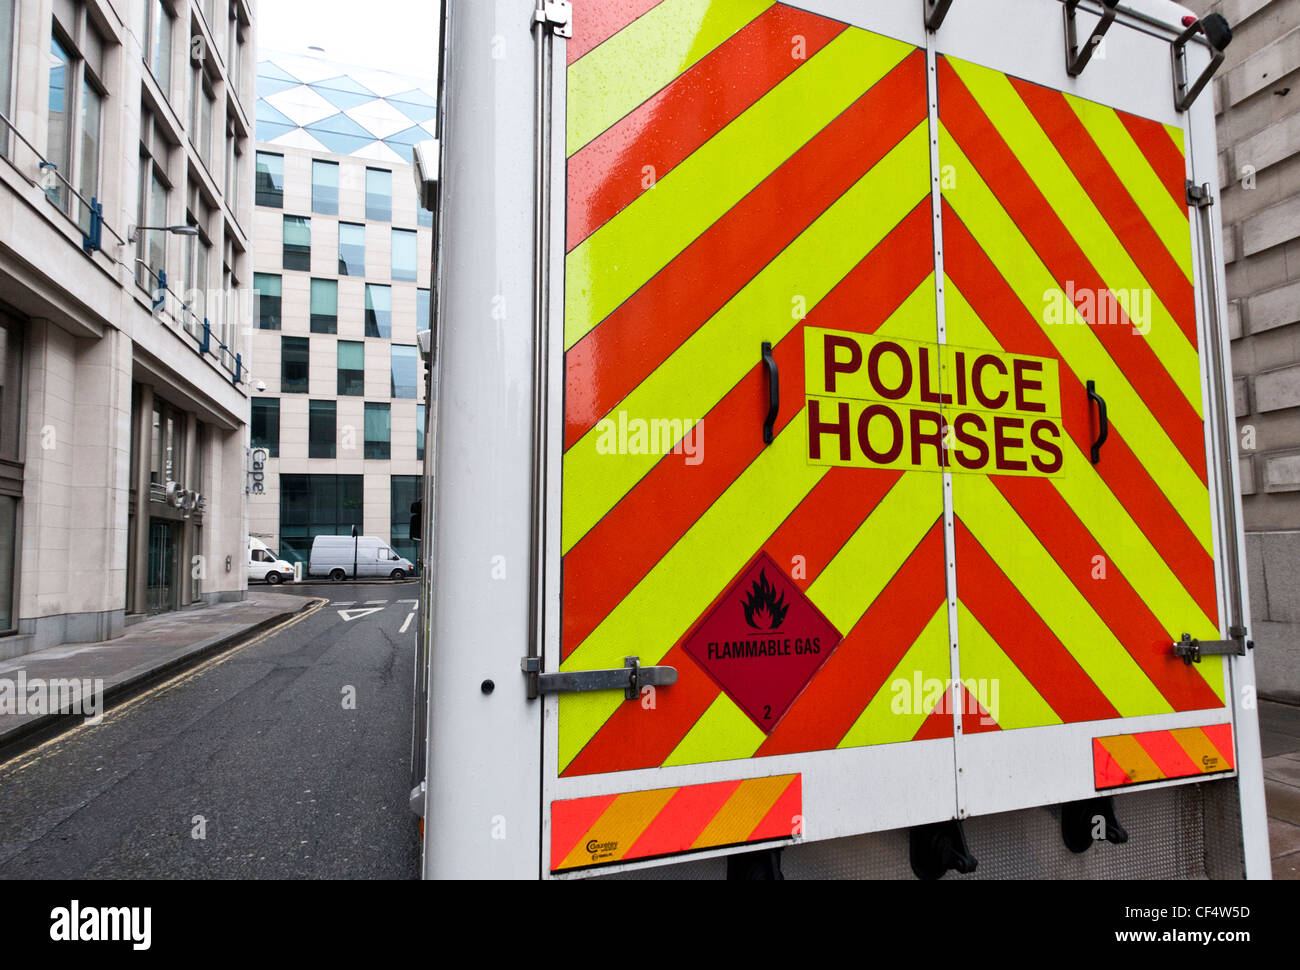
[522,656,678,700]
[1173,627,1251,665]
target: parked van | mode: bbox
[308,535,414,581]
[248,537,294,585]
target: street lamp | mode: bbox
[127,224,201,244]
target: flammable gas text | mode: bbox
[706,637,823,659]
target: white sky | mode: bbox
[256,0,440,80]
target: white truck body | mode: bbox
[412,0,1270,880]
[247,537,294,585]
[309,536,414,580]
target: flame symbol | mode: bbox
[742,569,789,631]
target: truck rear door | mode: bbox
[932,0,1239,821]
[539,0,1251,877]
[546,0,955,877]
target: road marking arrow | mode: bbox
[337,607,385,622]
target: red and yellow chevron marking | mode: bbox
[937,55,1228,732]
[551,774,801,871]
[560,6,944,775]
[1093,724,1235,790]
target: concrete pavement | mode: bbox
[0,582,421,878]
[1260,698,1300,879]
[0,590,322,758]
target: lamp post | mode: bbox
[126,224,201,244]
[352,524,359,582]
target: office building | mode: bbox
[250,51,431,567]
[0,0,258,657]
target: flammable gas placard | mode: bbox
[681,552,843,734]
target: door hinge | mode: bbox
[1187,180,1215,209]
[533,1,572,38]
[1173,626,1251,665]
[521,655,677,700]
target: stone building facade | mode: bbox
[1187,0,1300,701]
[0,0,258,657]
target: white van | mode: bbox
[308,535,414,581]
[248,537,294,585]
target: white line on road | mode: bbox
[338,607,385,622]
[365,600,389,605]
[333,601,356,606]
[399,613,414,634]
[397,599,418,604]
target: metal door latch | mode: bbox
[1187,181,1215,209]
[533,1,572,38]
[522,656,677,700]
[1173,626,1251,665]
[924,0,954,31]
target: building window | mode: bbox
[47,35,73,211]
[365,284,391,339]
[312,160,339,215]
[255,151,284,207]
[278,474,363,565]
[418,205,432,228]
[310,279,338,334]
[281,336,309,393]
[189,52,215,167]
[225,118,244,215]
[309,401,337,459]
[364,403,390,459]
[183,201,211,305]
[0,493,16,632]
[283,215,311,271]
[136,112,171,291]
[78,78,102,230]
[254,273,281,330]
[417,288,430,333]
[144,0,173,95]
[337,341,365,396]
[149,398,188,488]
[0,314,25,634]
[228,5,248,96]
[46,14,105,230]
[390,476,422,563]
[391,345,418,399]
[251,397,280,457]
[392,228,418,283]
[338,222,365,276]
[416,403,426,462]
[0,0,14,156]
[366,168,391,221]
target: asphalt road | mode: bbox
[0,583,421,879]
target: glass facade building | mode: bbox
[250,53,433,568]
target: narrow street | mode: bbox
[0,584,420,879]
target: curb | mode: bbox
[0,597,326,765]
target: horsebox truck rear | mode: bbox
[408,0,1271,880]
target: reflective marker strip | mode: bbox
[1093,724,1235,789]
[551,774,801,871]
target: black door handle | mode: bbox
[1087,380,1109,465]
[762,342,779,445]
